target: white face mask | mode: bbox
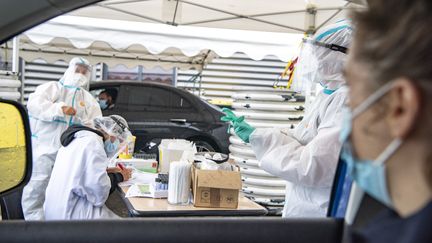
[72,73,88,88]
[63,72,88,89]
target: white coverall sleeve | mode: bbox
[27,82,66,121]
[250,92,346,188]
[74,145,111,207]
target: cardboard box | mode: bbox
[191,164,242,209]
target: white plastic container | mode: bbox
[158,139,196,173]
[167,160,192,205]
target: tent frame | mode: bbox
[95,0,356,33]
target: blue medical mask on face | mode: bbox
[99,99,108,110]
[104,139,119,157]
[340,82,403,208]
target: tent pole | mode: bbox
[305,4,317,35]
[19,57,25,104]
[18,47,197,65]
[183,16,304,32]
[171,0,180,26]
[98,4,167,24]
[12,36,23,103]
[183,9,308,25]
[103,0,151,6]
[179,0,304,32]
[12,37,19,73]
[316,2,350,31]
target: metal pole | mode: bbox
[198,73,202,97]
[316,2,350,31]
[12,36,19,72]
[19,58,25,104]
[138,65,144,81]
[173,67,178,87]
[171,0,180,26]
[98,4,168,24]
[305,4,317,36]
[179,0,305,32]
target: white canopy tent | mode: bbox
[69,0,364,34]
[19,15,303,70]
[16,0,365,70]
[2,0,365,101]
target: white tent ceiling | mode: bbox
[15,0,364,70]
[19,15,303,70]
[68,0,363,33]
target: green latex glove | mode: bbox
[221,108,255,143]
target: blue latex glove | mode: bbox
[221,108,255,143]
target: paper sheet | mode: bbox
[125,183,168,198]
[118,169,158,187]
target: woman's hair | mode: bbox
[352,0,432,187]
[352,0,432,86]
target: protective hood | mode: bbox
[60,57,91,89]
[292,20,353,94]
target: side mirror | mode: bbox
[0,99,32,197]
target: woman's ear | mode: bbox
[386,78,421,138]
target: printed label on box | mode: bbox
[200,189,210,203]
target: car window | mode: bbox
[90,87,120,101]
[126,85,169,112]
[171,92,192,110]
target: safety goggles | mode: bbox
[302,38,348,54]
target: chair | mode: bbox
[328,157,353,218]
[0,188,24,219]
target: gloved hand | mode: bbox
[221,108,255,143]
[62,106,76,116]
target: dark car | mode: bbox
[90,81,230,154]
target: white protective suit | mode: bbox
[44,115,131,220]
[250,21,353,218]
[22,57,102,220]
[44,131,118,220]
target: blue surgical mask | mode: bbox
[339,82,402,208]
[104,139,119,157]
[99,99,108,110]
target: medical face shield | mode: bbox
[75,63,91,78]
[292,38,348,95]
[60,57,92,90]
[93,115,131,145]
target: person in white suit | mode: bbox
[44,115,132,220]
[222,21,353,217]
[22,57,102,220]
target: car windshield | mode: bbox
[0,4,380,242]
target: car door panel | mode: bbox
[0,218,344,243]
